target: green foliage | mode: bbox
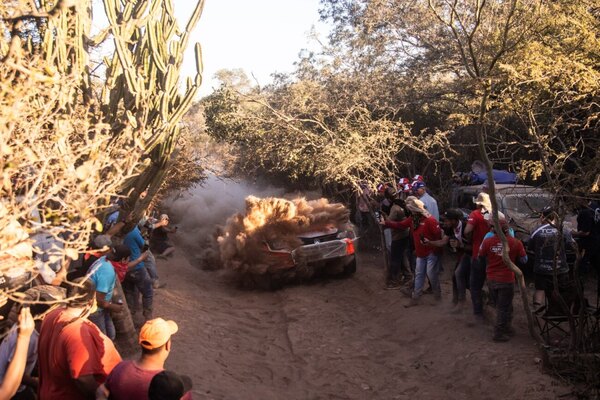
[98,0,205,222]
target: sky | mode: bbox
[172,0,329,97]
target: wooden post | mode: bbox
[474,85,543,344]
[111,279,138,357]
[361,193,390,281]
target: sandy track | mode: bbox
[153,251,568,400]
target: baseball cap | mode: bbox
[139,318,179,350]
[484,211,509,229]
[413,174,424,182]
[159,214,169,221]
[93,235,112,250]
[402,183,412,193]
[112,244,131,261]
[398,177,410,186]
[540,206,554,218]
[148,371,192,400]
[412,181,425,190]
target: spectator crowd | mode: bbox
[355,175,600,343]
[1,175,599,399]
[0,200,187,400]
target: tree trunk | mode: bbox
[474,85,543,345]
[111,279,138,357]
[361,193,390,280]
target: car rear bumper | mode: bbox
[293,238,356,264]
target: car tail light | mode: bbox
[344,238,355,255]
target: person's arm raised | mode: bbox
[126,251,149,271]
[0,308,34,400]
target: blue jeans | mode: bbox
[123,267,153,316]
[470,257,487,315]
[145,252,159,281]
[89,308,116,340]
[454,255,471,302]
[384,229,392,253]
[413,253,440,298]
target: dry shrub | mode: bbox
[0,58,142,306]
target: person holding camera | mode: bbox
[421,209,472,312]
[150,214,177,260]
[380,196,443,304]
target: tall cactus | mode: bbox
[99,0,205,225]
[1,0,204,352]
[2,0,204,213]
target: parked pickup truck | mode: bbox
[450,184,576,247]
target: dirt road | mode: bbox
[154,251,567,400]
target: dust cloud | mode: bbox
[166,175,351,282]
[217,196,350,275]
[165,175,286,270]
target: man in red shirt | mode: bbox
[382,196,443,303]
[37,277,122,399]
[464,192,492,319]
[479,219,527,342]
[97,318,179,400]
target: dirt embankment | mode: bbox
[152,249,569,400]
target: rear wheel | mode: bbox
[342,257,357,276]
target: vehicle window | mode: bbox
[459,193,475,210]
[502,193,552,215]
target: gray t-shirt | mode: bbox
[419,193,439,221]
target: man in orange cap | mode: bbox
[97,318,179,400]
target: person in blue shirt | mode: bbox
[87,245,130,340]
[413,181,439,221]
[123,226,154,323]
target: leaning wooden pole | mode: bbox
[474,84,543,345]
[112,279,138,357]
[361,193,390,281]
